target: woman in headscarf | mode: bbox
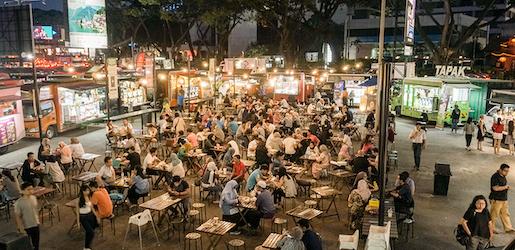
[348,174,371,230]
[228,139,240,157]
[166,153,185,178]
[201,161,222,196]
[311,145,330,179]
[277,226,306,250]
[220,180,243,234]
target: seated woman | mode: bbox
[200,161,222,198]
[338,142,352,161]
[203,134,217,158]
[127,167,150,206]
[46,155,65,185]
[303,141,319,159]
[348,175,371,230]
[220,180,244,235]
[69,137,85,159]
[1,170,20,202]
[125,133,141,154]
[222,147,235,171]
[311,145,330,179]
[359,135,374,155]
[166,153,185,179]
[272,167,297,205]
[106,120,117,142]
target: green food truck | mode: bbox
[400,77,513,127]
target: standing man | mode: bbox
[177,85,185,112]
[489,164,515,233]
[451,105,461,133]
[408,122,426,171]
[14,183,40,250]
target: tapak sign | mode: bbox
[435,65,470,77]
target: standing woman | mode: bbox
[492,118,504,155]
[76,184,99,250]
[477,115,486,151]
[506,120,515,155]
[464,118,475,151]
[460,195,493,250]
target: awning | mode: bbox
[0,95,22,103]
[446,83,480,89]
[488,96,515,105]
[359,77,377,87]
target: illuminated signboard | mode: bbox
[33,26,54,40]
[67,0,107,48]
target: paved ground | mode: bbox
[0,117,514,249]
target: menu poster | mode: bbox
[0,117,16,146]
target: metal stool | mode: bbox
[188,209,201,229]
[184,232,202,250]
[192,202,207,221]
[39,203,60,225]
[226,239,246,250]
[271,217,288,233]
[304,200,318,209]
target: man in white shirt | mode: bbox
[408,122,426,171]
[247,136,259,160]
[119,119,133,137]
[172,112,186,134]
[97,156,116,185]
[143,147,161,170]
[283,131,297,161]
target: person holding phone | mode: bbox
[408,122,426,171]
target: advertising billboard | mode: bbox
[404,0,416,45]
[33,26,54,40]
[67,0,107,48]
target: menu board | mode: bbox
[0,117,16,146]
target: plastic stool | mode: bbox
[272,217,288,233]
[226,239,246,250]
[184,232,202,250]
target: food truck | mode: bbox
[400,77,513,127]
[0,74,25,154]
[266,72,307,102]
[22,78,106,138]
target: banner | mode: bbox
[67,0,107,48]
[404,0,416,45]
[106,58,118,99]
[145,56,154,88]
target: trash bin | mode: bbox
[0,232,32,250]
[434,163,452,196]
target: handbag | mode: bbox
[454,224,470,246]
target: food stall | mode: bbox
[22,78,106,138]
[266,72,307,102]
[118,76,148,111]
[0,75,25,153]
[401,77,486,127]
[323,74,374,107]
[163,71,213,110]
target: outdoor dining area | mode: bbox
[0,95,413,250]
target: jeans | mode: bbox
[25,226,40,250]
[452,119,459,131]
[466,134,473,147]
[412,143,422,169]
[80,212,98,248]
[466,236,489,250]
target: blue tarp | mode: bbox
[359,77,377,87]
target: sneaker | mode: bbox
[505,229,515,233]
[230,231,241,235]
[403,218,413,224]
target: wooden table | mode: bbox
[78,153,101,173]
[140,192,185,239]
[111,177,130,189]
[32,186,55,198]
[235,196,256,226]
[184,152,207,175]
[0,162,23,177]
[65,198,79,234]
[72,171,98,183]
[362,199,398,239]
[261,233,285,249]
[285,166,305,176]
[286,205,323,221]
[211,146,226,162]
[328,169,356,191]
[311,186,342,220]
[196,218,236,250]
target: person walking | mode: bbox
[477,115,486,151]
[506,120,514,156]
[451,105,461,133]
[492,118,504,155]
[460,195,493,250]
[77,184,99,250]
[464,118,476,151]
[408,122,426,171]
[14,183,40,250]
[489,164,515,233]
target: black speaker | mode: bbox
[0,232,33,250]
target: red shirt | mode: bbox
[309,134,320,145]
[493,123,504,133]
[231,161,246,180]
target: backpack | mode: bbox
[454,224,470,246]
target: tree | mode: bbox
[416,0,513,65]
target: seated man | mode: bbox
[90,181,113,219]
[244,181,275,233]
[246,165,270,193]
[21,152,43,186]
[390,172,414,219]
[165,175,190,218]
[97,156,116,186]
[143,147,164,173]
[298,219,323,250]
[230,155,246,183]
